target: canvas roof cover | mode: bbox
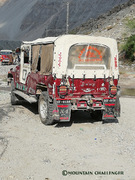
[22,35,119,78]
[23,37,58,45]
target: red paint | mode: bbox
[55,78,112,98]
[53,110,59,113]
[105,104,115,106]
[103,97,116,100]
[77,103,87,108]
[60,117,69,120]
[78,46,102,62]
[0,53,13,64]
[104,114,114,118]
[56,98,71,101]
[57,105,69,108]
[114,55,118,68]
[93,103,102,107]
[58,52,62,67]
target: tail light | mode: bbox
[58,85,68,97]
[110,85,117,95]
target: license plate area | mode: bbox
[57,100,71,121]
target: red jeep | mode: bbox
[8,35,120,125]
[0,50,13,65]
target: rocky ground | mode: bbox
[0,65,135,180]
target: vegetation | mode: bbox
[122,88,135,96]
[122,35,135,62]
[125,18,135,31]
[121,18,135,62]
[69,29,77,34]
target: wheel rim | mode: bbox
[40,100,48,119]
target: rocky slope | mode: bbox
[0,0,7,7]
[76,0,135,41]
[0,0,131,41]
[0,40,21,50]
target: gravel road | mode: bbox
[0,66,135,180]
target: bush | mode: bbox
[122,35,135,62]
[125,18,135,31]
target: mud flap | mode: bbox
[102,100,116,120]
[52,99,60,121]
[102,107,115,120]
[57,100,71,122]
[114,96,120,117]
[52,99,71,122]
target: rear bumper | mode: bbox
[53,97,120,121]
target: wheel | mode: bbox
[11,80,18,105]
[90,110,102,121]
[38,91,54,125]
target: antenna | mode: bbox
[66,2,69,34]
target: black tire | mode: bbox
[91,110,102,121]
[38,91,54,125]
[11,81,18,105]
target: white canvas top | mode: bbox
[22,35,119,79]
[52,35,119,79]
[23,37,58,45]
[23,34,116,47]
[0,49,12,52]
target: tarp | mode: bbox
[40,44,54,74]
[31,45,41,72]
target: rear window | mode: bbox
[68,44,111,70]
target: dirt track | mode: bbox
[0,87,135,180]
[0,65,135,180]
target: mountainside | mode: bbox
[0,0,131,41]
[0,40,21,50]
[75,0,135,40]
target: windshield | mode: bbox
[0,52,12,55]
[68,44,111,70]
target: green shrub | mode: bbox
[125,18,135,30]
[122,35,135,62]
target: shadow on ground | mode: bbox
[16,101,38,115]
[55,111,103,128]
[11,101,118,127]
[55,111,119,127]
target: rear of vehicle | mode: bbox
[8,35,120,125]
[0,50,13,65]
[46,35,120,123]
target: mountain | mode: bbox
[75,0,135,40]
[0,40,21,50]
[0,0,132,41]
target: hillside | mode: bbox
[75,0,135,41]
[0,0,131,41]
[0,0,7,7]
[0,40,21,50]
